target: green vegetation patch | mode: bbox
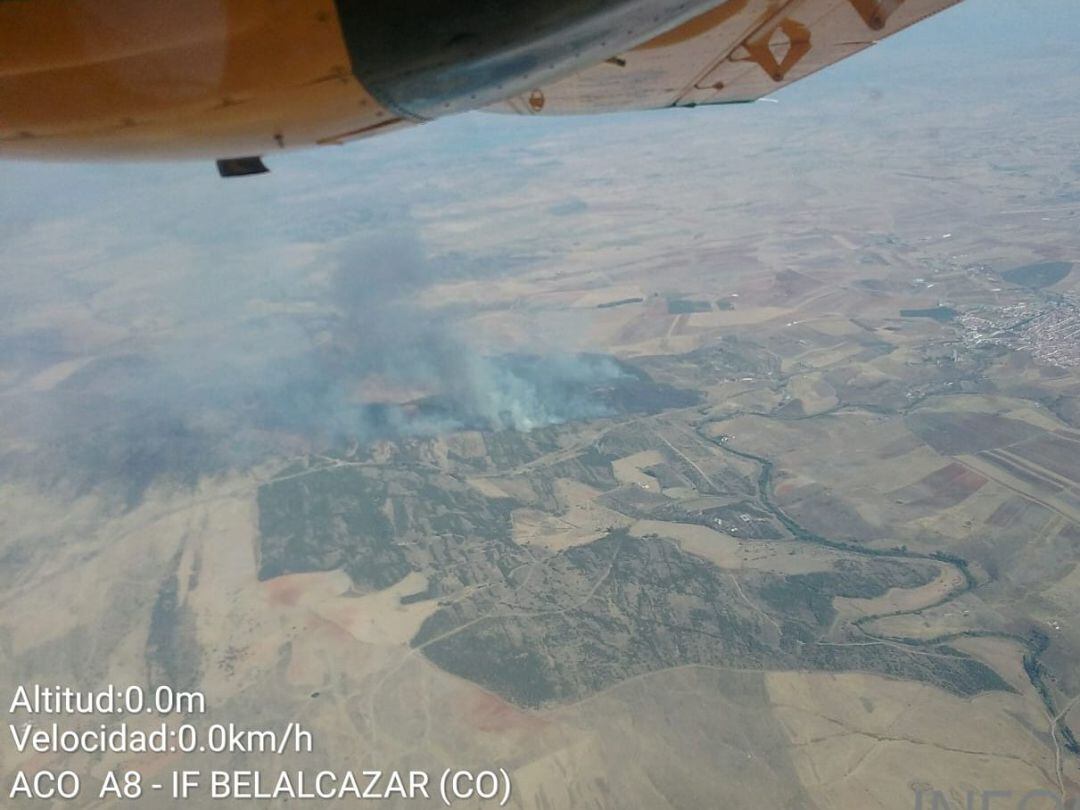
[1002,261,1072,288]
[756,558,935,626]
[146,552,201,692]
[900,307,957,321]
[667,299,713,314]
[257,466,409,591]
[414,531,1011,707]
[597,297,644,309]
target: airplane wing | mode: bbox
[0,0,963,168]
[489,0,962,115]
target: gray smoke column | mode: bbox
[3,225,670,504]
[317,228,634,434]
[443,352,628,431]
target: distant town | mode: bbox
[958,294,1080,368]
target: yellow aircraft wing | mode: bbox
[490,0,962,115]
[0,0,963,170]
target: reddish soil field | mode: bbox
[890,462,987,509]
